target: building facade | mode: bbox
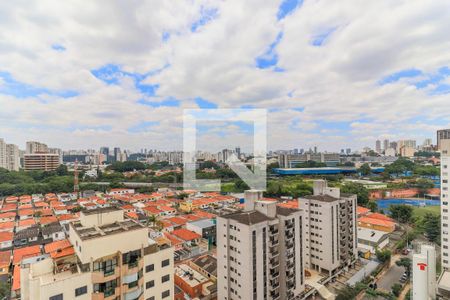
[217,190,305,300]
[23,153,60,171]
[26,141,48,154]
[298,180,358,276]
[20,208,174,300]
[438,129,450,150]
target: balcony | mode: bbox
[92,267,120,283]
[92,287,120,300]
[270,280,280,289]
[270,250,279,257]
[123,286,144,300]
[122,258,144,276]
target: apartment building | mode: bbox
[23,153,60,171]
[26,141,49,154]
[437,129,450,150]
[438,139,450,297]
[298,180,357,276]
[217,190,305,300]
[0,138,20,171]
[20,207,174,300]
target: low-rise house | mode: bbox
[16,219,37,231]
[39,216,58,225]
[18,209,34,220]
[0,221,15,232]
[41,223,65,241]
[186,219,216,245]
[357,227,390,253]
[14,226,40,247]
[0,232,13,250]
[175,264,211,299]
[189,254,217,282]
[12,245,42,265]
[0,212,16,223]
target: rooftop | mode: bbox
[71,219,143,240]
[221,210,273,225]
[175,264,209,287]
[191,254,217,276]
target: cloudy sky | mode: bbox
[1,0,450,153]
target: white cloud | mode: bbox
[0,0,449,152]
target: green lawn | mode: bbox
[412,205,440,218]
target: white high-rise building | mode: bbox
[217,190,305,300]
[298,180,358,275]
[412,244,436,300]
[0,139,20,171]
[438,138,450,297]
[6,143,20,171]
[0,138,7,169]
[375,140,382,153]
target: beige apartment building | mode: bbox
[20,207,174,300]
[217,190,305,300]
[298,180,358,276]
[23,153,60,171]
[26,141,49,154]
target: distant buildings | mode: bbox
[25,141,48,154]
[0,138,20,171]
[217,190,305,300]
[278,152,340,168]
[23,153,60,171]
[375,140,382,153]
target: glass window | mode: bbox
[75,286,87,297]
[161,259,170,267]
[161,274,170,283]
[49,294,63,300]
[162,290,170,298]
[145,264,154,273]
[146,280,155,289]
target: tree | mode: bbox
[391,283,402,297]
[396,257,412,277]
[375,249,392,264]
[341,182,369,206]
[56,164,69,176]
[359,163,372,176]
[367,201,378,213]
[0,281,10,299]
[336,285,358,300]
[422,212,441,244]
[389,205,413,223]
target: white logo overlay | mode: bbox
[183,108,267,191]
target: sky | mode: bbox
[1,0,450,153]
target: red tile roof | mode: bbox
[13,245,41,264]
[0,231,13,242]
[0,212,16,219]
[39,216,58,225]
[167,217,188,226]
[0,250,11,266]
[18,219,36,227]
[12,265,20,291]
[357,206,371,215]
[172,229,201,241]
[44,239,72,254]
[0,222,14,231]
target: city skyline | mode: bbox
[1,1,450,151]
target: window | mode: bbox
[161,274,170,283]
[161,259,170,267]
[75,286,87,297]
[145,264,154,273]
[162,290,170,298]
[49,294,63,300]
[146,280,155,289]
[146,297,155,300]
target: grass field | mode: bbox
[412,205,440,218]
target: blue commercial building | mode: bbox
[273,167,385,176]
